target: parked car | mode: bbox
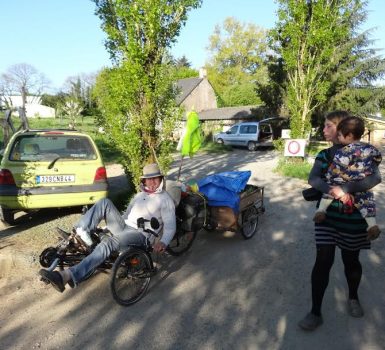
[0,129,108,225]
[214,117,289,151]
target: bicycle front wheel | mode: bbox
[166,229,197,256]
[110,247,152,306]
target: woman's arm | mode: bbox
[341,164,382,193]
[308,159,331,194]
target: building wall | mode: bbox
[362,126,385,147]
[1,95,55,118]
[25,104,55,118]
[181,79,217,113]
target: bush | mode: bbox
[273,138,285,153]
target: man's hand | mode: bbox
[153,241,167,253]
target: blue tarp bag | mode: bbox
[197,171,251,213]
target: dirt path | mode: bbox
[1,150,384,350]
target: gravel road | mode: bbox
[1,149,384,350]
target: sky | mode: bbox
[0,0,384,93]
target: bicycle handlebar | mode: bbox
[137,217,160,238]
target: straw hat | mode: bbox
[140,163,163,179]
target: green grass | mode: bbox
[274,157,313,181]
[200,140,233,153]
[307,141,330,156]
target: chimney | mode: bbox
[199,68,207,78]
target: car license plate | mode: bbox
[36,175,75,184]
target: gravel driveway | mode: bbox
[1,149,384,350]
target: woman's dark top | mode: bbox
[308,144,381,235]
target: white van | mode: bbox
[214,117,289,151]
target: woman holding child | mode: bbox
[298,110,382,331]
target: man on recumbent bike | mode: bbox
[39,163,176,292]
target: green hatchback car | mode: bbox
[0,129,108,224]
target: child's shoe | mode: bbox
[367,225,381,240]
[313,211,326,223]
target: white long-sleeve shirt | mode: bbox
[123,183,176,246]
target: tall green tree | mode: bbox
[322,28,385,118]
[92,0,202,187]
[268,0,363,138]
[206,17,268,107]
[171,55,199,80]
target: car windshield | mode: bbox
[9,134,97,162]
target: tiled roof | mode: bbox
[194,106,263,121]
[175,77,203,105]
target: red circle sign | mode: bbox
[287,140,300,155]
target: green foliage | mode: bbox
[274,157,312,181]
[61,99,83,129]
[271,0,359,138]
[172,66,199,80]
[272,138,285,153]
[92,0,202,188]
[206,17,268,107]
[200,138,233,153]
[41,93,67,109]
[262,1,385,132]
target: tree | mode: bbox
[321,29,385,118]
[171,55,198,80]
[61,99,84,129]
[206,17,269,107]
[174,55,191,68]
[264,0,385,137]
[63,72,99,115]
[92,0,202,187]
[0,63,49,110]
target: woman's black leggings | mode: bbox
[310,245,362,316]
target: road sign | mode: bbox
[284,139,306,157]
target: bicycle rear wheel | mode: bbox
[110,247,152,306]
[166,228,197,256]
[241,206,259,239]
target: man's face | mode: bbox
[144,176,162,192]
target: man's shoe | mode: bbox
[298,312,323,331]
[75,227,93,247]
[313,212,326,223]
[39,269,65,293]
[348,299,364,318]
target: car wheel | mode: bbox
[217,138,224,144]
[0,206,15,225]
[247,141,257,151]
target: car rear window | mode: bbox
[9,135,97,161]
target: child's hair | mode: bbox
[325,110,351,126]
[337,116,365,139]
